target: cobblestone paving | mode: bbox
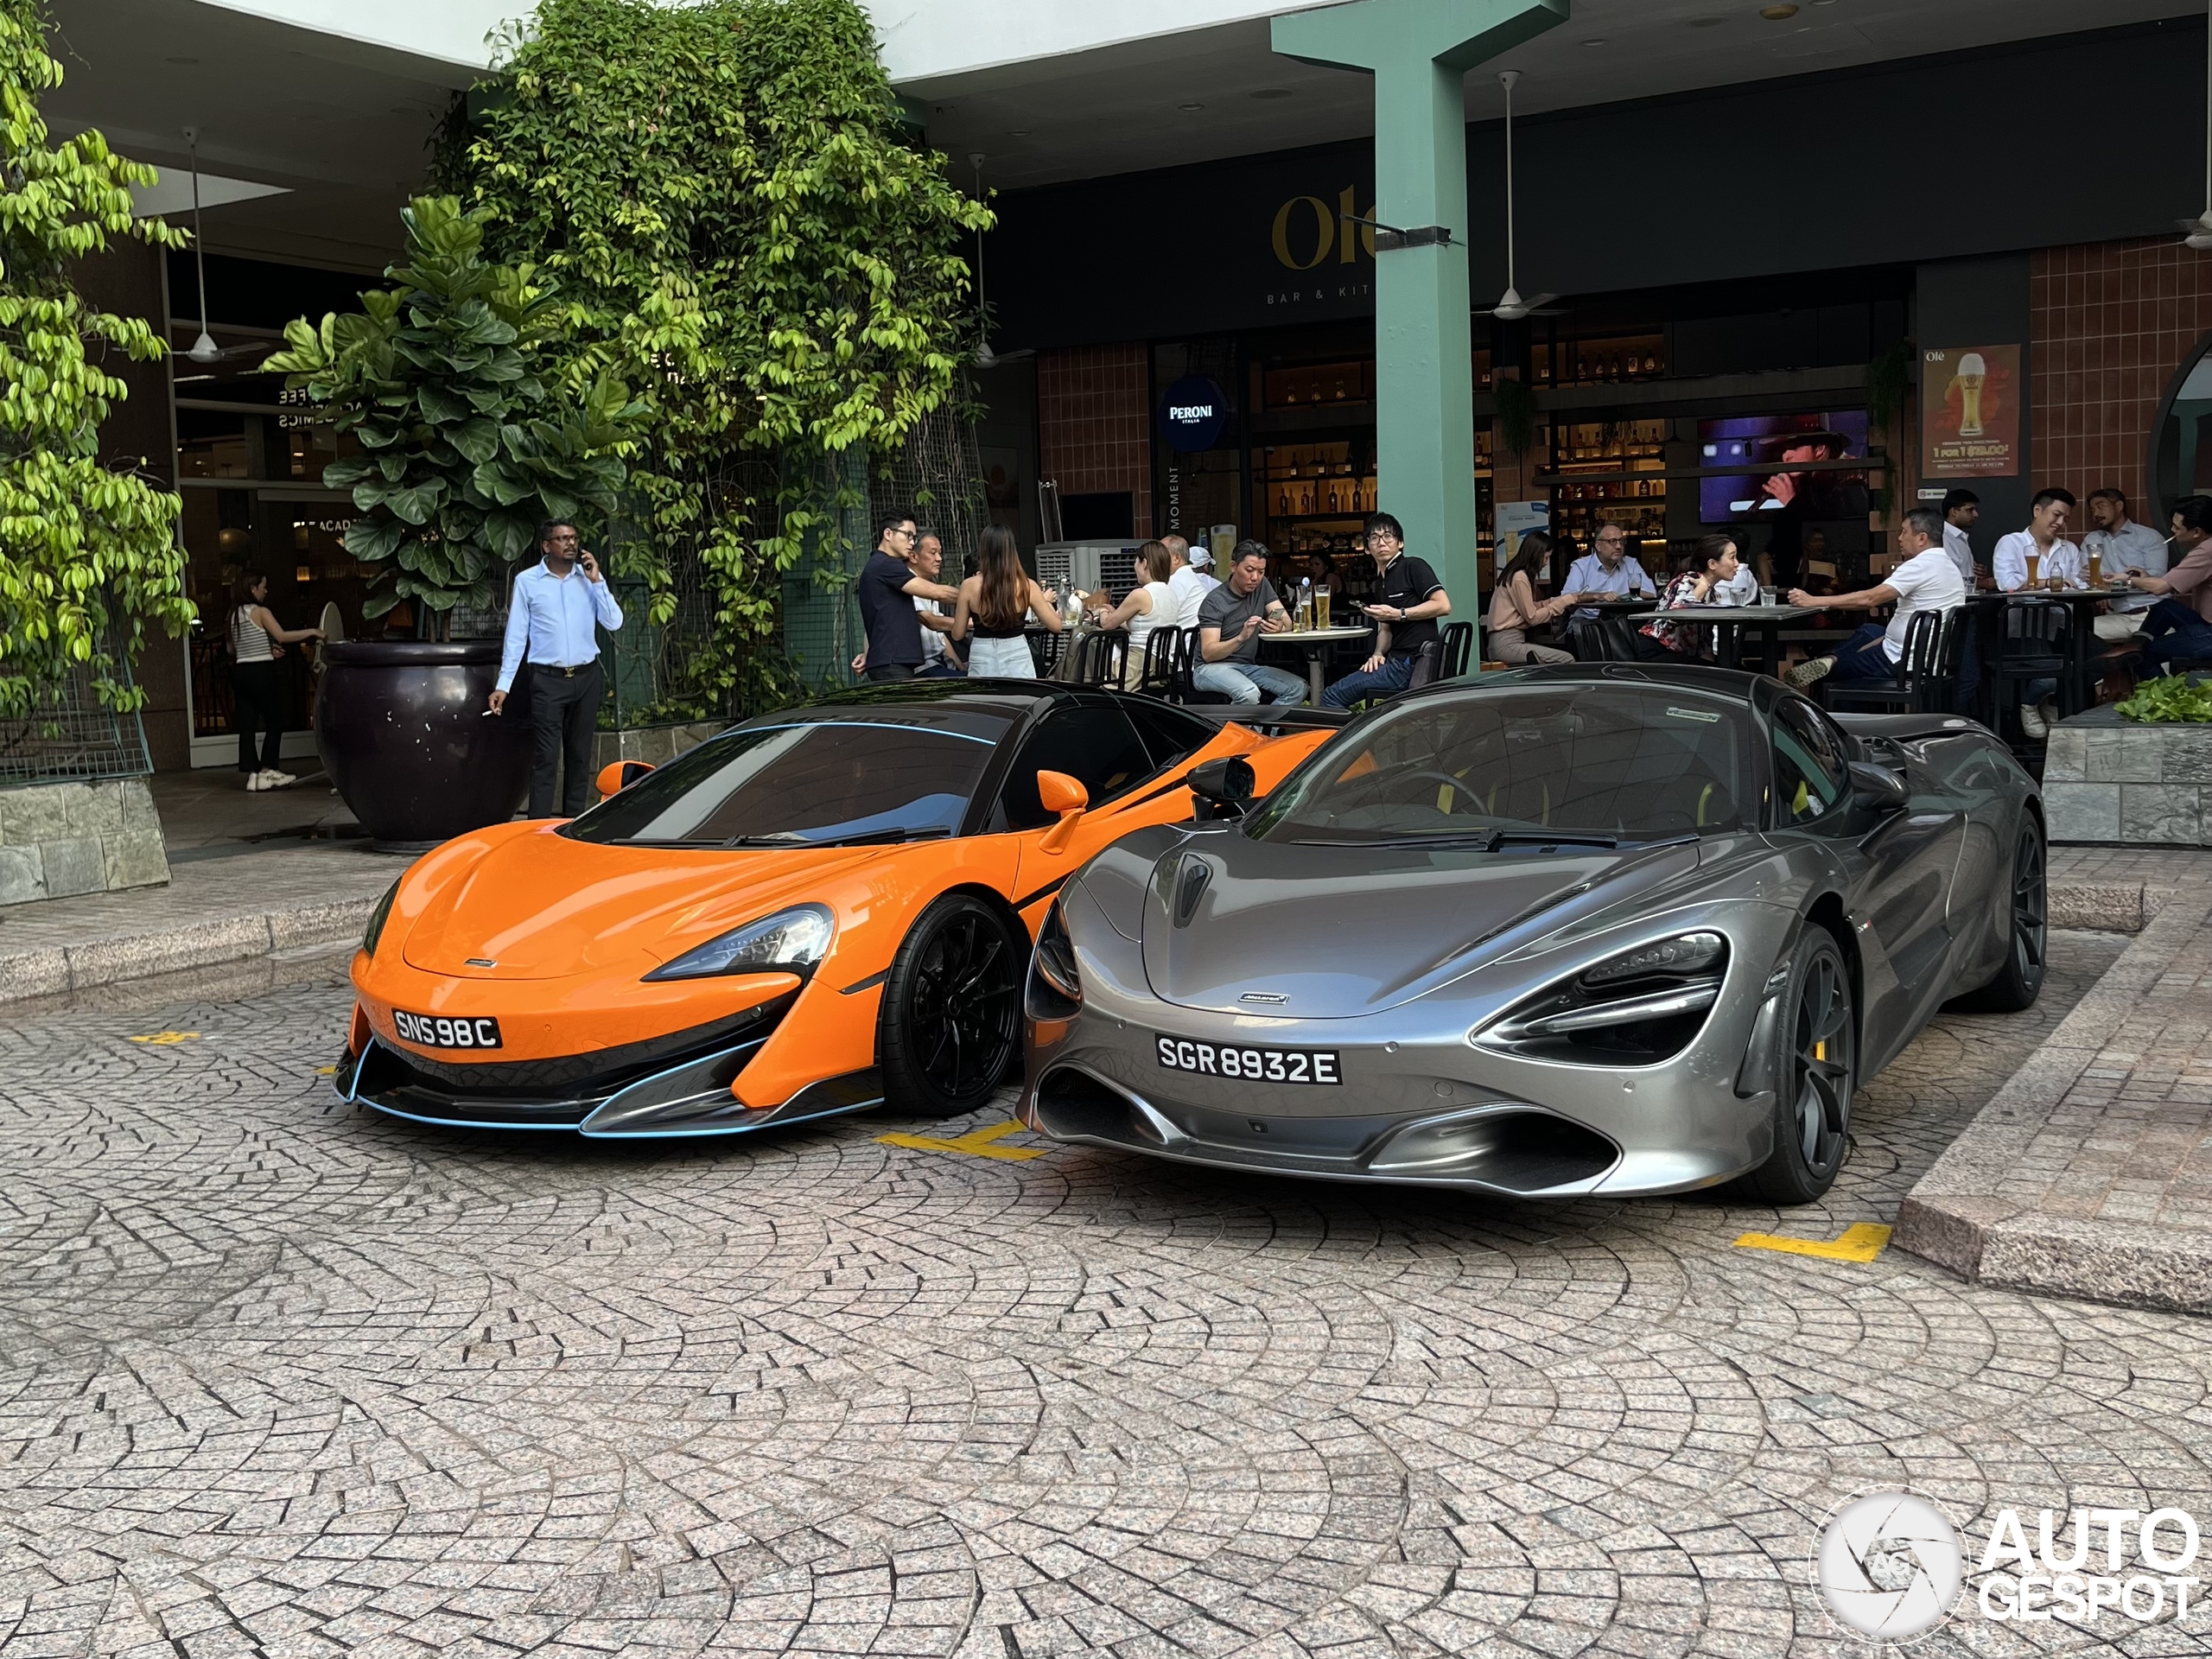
[10,931,2212,1658]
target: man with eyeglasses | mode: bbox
[856,512,960,683]
[1562,523,1656,620]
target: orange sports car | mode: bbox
[334,681,1336,1136]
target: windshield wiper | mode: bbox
[723,826,953,849]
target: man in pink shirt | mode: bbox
[2111,496,2212,673]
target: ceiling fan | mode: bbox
[178,127,274,365]
[969,154,1034,367]
[1491,71,1564,322]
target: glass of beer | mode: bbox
[2024,550,2041,588]
[1957,352,1987,439]
[1315,589,1331,629]
[2088,550,2103,587]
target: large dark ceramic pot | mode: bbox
[317,641,532,851]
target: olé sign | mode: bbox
[1271,187,1379,270]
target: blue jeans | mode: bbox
[1322,654,1415,709]
[2141,597,2212,671]
[1827,622,1897,683]
[1192,659,1307,705]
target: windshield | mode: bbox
[1247,685,1756,845]
[565,721,996,847]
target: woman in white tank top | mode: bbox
[230,571,325,790]
[1084,542,1176,689]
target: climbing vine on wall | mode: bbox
[0,0,189,717]
[437,0,991,715]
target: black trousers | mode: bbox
[865,662,918,683]
[528,660,604,817]
[231,660,285,772]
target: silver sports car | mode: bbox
[1020,664,2044,1204]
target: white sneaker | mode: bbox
[245,771,267,792]
[2019,703,2048,740]
[1784,656,1833,688]
[267,769,299,788]
[2040,697,2059,732]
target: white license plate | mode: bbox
[1154,1034,1340,1084]
[393,1009,504,1051]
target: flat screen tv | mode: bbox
[1698,412,1868,525]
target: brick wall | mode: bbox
[1037,345,1151,537]
[2031,238,2212,508]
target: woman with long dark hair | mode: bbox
[954,524,1062,677]
[229,570,324,790]
[1484,532,1578,664]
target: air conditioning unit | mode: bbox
[1034,541,1137,599]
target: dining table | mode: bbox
[1261,625,1374,704]
[1620,604,1819,677]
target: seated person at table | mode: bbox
[1708,536,1762,607]
[2086,487,2170,641]
[1784,508,1965,691]
[1630,535,1739,663]
[1993,490,2087,593]
[1564,523,1657,619]
[1084,540,1174,690]
[1322,512,1451,708]
[1195,541,1306,705]
[952,523,1061,679]
[2110,495,2212,673]
[1485,531,1580,665]
[1304,551,1343,596]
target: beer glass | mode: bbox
[1316,590,1332,629]
[1956,352,1987,439]
[2088,549,2103,587]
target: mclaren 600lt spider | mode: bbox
[335,681,1337,1138]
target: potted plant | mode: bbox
[266,195,641,848]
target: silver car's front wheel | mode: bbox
[1737,928,1854,1205]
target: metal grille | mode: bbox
[874,393,991,583]
[0,647,153,786]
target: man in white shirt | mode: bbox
[912,530,964,677]
[1783,507,1966,692]
[1941,488,1981,586]
[1993,489,2085,593]
[1563,523,1657,618]
[2083,487,2170,639]
[1163,533,1211,630]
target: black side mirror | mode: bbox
[1847,760,1909,813]
[1187,755,1255,821]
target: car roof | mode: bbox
[726,678,1126,745]
[1422,662,1766,700]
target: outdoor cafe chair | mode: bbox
[1824,607,1965,717]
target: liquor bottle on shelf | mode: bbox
[1278,488,1290,514]
[1333,375,1346,400]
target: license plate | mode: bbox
[392,1009,503,1051]
[1154,1034,1340,1084]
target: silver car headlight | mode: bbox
[644,905,834,982]
[1027,898,1083,1018]
[1475,931,1729,1063]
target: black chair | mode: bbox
[1439,620,1474,679]
[1403,639,1445,692]
[1135,625,1179,696]
[1826,608,1964,715]
[1027,628,1065,677]
[1567,616,1640,662]
[1067,630,1127,689]
[1173,627,1232,705]
[1984,599,2075,737]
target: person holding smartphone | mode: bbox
[489,518,625,817]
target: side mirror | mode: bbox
[1847,760,1909,813]
[595,760,655,798]
[1187,755,1255,821]
[1037,770,1090,855]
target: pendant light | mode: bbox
[183,127,223,363]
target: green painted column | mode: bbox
[1273,0,1567,660]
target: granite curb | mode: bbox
[0,895,378,1005]
[1896,890,2212,1313]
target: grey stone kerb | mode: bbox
[0,779,169,907]
[2044,706,2212,848]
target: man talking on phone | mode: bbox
[488,518,625,817]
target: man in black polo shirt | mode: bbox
[856,512,959,682]
[1322,512,1452,708]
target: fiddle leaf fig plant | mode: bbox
[264,194,643,628]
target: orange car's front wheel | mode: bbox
[879,894,1023,1118]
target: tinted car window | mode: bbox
[1001,701,1156,829]
[1119,696,1217,771]
[1248,684,1754,843]
[567,721,995,846]
[1770,699,1849,826]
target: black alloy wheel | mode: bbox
[1738,928,1855,1205]
[1956,825,2047,1013]
[880,894,1023,1116]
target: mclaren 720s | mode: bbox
[335,680,1338,1138]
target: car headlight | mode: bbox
[1475,931,1729,1064]
[644,905,835,982]
[1580,931,1725,987]
[362,879,401,959]
[1027,898,1083,1017]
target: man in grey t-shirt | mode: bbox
[1195,543,1306,704]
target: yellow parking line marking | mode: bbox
[128,1032,200,1046]
[1733,1222,1892,1262]
[315,1065,338,1076]
[877,1119,1048,1161]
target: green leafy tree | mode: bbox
[265,195,644,632]
[438,0,990,710]
[0,0,189,717]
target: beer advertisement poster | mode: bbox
[1922,345,2019,477]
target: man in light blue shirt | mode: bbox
[1562,523,1657,618]
[488,518,625,817]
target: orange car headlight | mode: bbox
[644,904,835,982]
[362,879,401,959]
